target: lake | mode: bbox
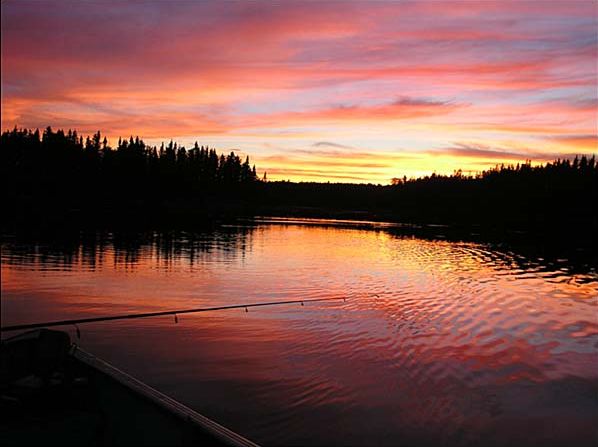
[1,218,597,446]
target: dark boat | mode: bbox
[0,329,259,446]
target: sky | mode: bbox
[1,0,597,183]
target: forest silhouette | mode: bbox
[1,127,258,194]
[1,127,596,241]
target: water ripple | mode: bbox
[2,222,597,446]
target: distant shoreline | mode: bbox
[2,128,596,248]
[3,192,596,248]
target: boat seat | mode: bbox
[0,329,71,387]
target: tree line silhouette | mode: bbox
[1,127,596,239]
[258,156,597,232]
[1,127,258,201]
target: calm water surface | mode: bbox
[2,219,597,446]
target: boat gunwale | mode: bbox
[72,346,260,447]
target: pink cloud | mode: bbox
[1,0,596,181]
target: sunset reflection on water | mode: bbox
[2,220,597,446]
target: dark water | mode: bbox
[2,218,597,446]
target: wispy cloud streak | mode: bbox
[1,0,596,183]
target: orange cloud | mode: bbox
[543,134,598,151]
[1,1,596,182]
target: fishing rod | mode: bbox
[0,297,347,333]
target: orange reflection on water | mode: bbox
[1,222,597,446]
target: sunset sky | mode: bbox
[2,0,597,183]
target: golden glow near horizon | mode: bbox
[1,1,597,183]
